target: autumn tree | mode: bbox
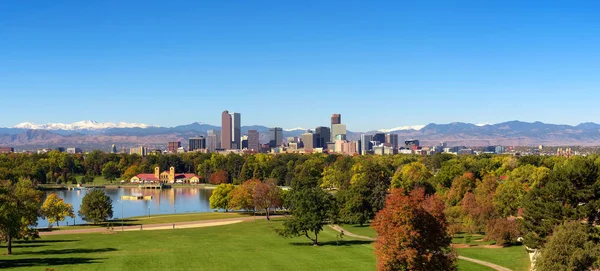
[446,173,476,206]
[41,193,75,226]
[209,183,235,212]
[253,179,283,220]
[372,188,456,271]
[484,218,522,246]
[78,189,113,224]
[461,175,499,232]
[229,179,261,212]
[534,221,600,271]
[122,165,141,181]
[209,170,229,185]
[0,179,44,255]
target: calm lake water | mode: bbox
[38,187,213,227]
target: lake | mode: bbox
[38,187,214,227]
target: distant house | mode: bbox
[131,167,200,184]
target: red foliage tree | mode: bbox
[372,188,456,271]
[484,218,522,246]
[209,170,229,185]
[253,179,283,220]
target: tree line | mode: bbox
[2,151,600,269]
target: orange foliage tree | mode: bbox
[372,188,456,271]
[230,179,261,212]
[209,170,229,185]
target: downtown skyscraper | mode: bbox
[221,110,241,150]
[221,110,232,149]
[231,112,241,149]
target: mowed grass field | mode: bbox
[2,220,376,271]
[1,218,502,271]
[456,246,530,271]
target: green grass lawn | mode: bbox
[340,224,377,238]
[3,219,512,270]
[2,220,376,271]
[456,246,530,271]
[452,233,495,246]
[457,259,495,271]
[45,212,248,231]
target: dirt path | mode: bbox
[40,216,257,236]
[328,225,513,271]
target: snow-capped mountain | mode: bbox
[378,125,426,133]
[12,120,157,131]
[284,127,307,132]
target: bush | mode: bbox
[484,218,522,246]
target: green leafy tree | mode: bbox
[209,183,235,212]
[494,178,526,217]
[41,193,75,226]
[277,180,337,245]
[78,189,113,224]
[522,157,600,249]
[338,160,390,225]
[81,174,95,184]
[102,161,120,183]
[391,162,433,193]
[534,221,600,271]
[0,179,44,254]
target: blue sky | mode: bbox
[1,0,599,131]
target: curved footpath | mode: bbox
[328,225,513,271]
[39,216,256,236]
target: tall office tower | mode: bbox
[269,127,283,148]
[168,141,182,153]
[247,130,260,151]
[206,134,218,152]
[188,136,206,152]
[330,114,341,141]
[315,126,330,149]
[230,112,241,149]
[301,130,316,152]
[110,144,117,154]
[373,133,385,145]
[360,134,373,155]
[221,110,232,149]
[331,124,347,141]
[385,134,399,148]
[207,129,221,148]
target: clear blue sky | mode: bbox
[1,0,599,131]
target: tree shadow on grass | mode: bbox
[17,248,117,255]
[0,257,105,268]
[0,244,46,249]
[14,240,78,244]
[289,240,373,247]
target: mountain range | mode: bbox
[1,120,600,151]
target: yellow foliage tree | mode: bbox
[41,193,75,226]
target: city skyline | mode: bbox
[2,1,600,131]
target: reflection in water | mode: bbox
[38,188,213,227]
